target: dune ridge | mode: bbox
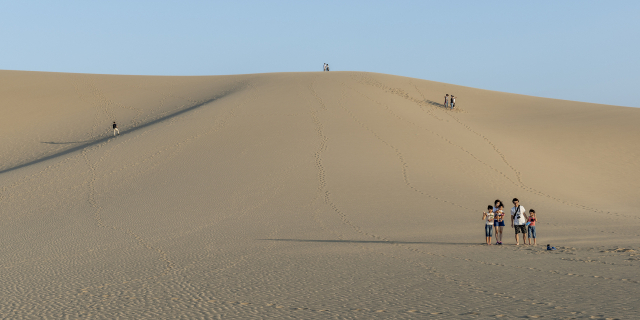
[0,70,638,319]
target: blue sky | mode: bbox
[2,1,639,107]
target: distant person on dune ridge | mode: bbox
[326,64,330,71]
[113,122,120,136]
[323,63,326,71]
[451,95,456,109]
[511,198,528,245]
[444,94,449,108]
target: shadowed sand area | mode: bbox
[1,70,639,319]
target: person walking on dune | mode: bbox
[323,63,327,71]
[444,94,450,109]
[450,95,456,110]
[511,198,528,245]
[113,121,120,136]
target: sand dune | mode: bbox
[0,70,638,319]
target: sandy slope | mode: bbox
[0,70,638,319]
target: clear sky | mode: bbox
[2,1,639,107]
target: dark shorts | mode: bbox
[514,225,526,234]
[494,221,505,227]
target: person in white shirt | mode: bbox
[482,205,495,245]
[323,63,327,71]
[510,198,529,245]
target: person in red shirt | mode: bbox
[527,209,537,245]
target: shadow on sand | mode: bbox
[425,100,450,110]
[41,140,95,145]
[1,85,245,175]
[259,239,477,246]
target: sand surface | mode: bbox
[1,70,639,319]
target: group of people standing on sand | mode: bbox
[323,63,330,72]
[444,94,456,110]
[482,198,538,246]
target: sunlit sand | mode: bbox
[1,70,638,318]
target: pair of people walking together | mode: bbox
[483,198,537,245]
[444,94,456,110]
